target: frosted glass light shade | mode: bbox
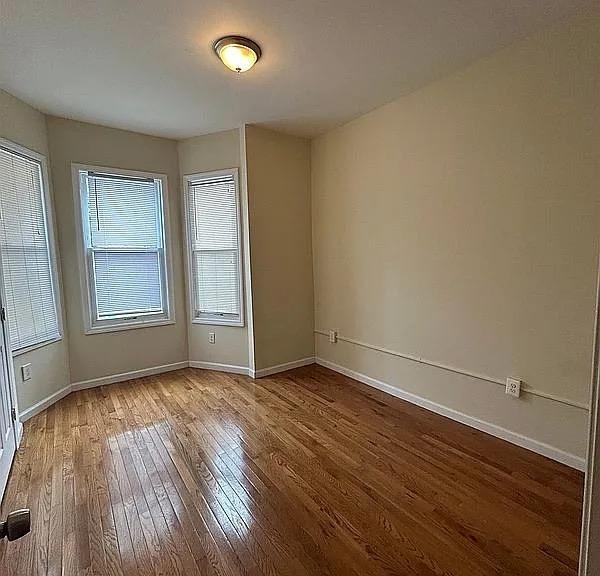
[214,36,262,73]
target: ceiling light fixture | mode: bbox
[213,36,262,73]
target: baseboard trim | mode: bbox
[20,362,189,422]
[254,357,315,378]
[71,361,189,392]
[316,357,586,471]
[19,383,71,422]
[188,361,250,376]
[15,420,23,447]
[18,360,254,423]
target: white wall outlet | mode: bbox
[506,377,521,398]
[208,332,216,344]
[328,330,338,343]
[21,363,32,382]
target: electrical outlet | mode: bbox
[21,363,32,382]
[506,377,521,398]
[328,330,338,343]
[208,332,216,344]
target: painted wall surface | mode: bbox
[245,125,314,371]
[311,9,600,459]
[178,129,250,369]
[46,117,187,383]
[0,90,70,411]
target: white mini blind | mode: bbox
[186,172,242,324]
[79,170,170,327]
[0,146,60,351]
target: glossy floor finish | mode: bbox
[0,365,584,576]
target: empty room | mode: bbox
[1,1,600,575]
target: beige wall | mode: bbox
[245,125,314,371]
[311,9,600,459]
[0,90,70,411]
[46,117,187,383]
[178,129,250,368]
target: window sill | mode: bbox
[12,335,63,357]
[192,317,245,328]
[84,318,176,335]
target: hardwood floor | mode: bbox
[0,365,584,576]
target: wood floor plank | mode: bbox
[159,378,311,576]
[0,366,584,576]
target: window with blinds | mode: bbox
[0,142,61,353]
[184,169,243,326]
[75,167,173,332]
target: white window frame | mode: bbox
[72,163,175,335]
[183,168,244,327]
[0,138,63,356]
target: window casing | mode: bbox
[73,165,174,333]
[184,168,244,327]
[0,139,62,354]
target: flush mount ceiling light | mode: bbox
[213,36,262,73]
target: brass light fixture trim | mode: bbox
[213,35,262,73]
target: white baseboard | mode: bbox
[19,384,71,422]
[253,357,315,378]
[15,420,23,447]
[188,360,250,376]
[20,362,189,423]
[71,361,189,391]
[18,360,253,424]
[19,354,582,470]
[316,357,586,471]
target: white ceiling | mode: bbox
[0,0,593,139]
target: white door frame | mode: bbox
[0,144,26,503]
[0,290,21,501]
[579,254,600,575]
[0,227,23,451]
